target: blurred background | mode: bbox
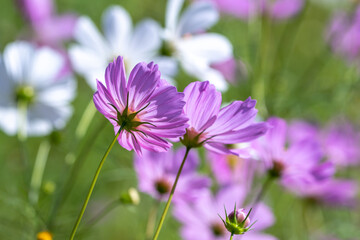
[0,0,359,239]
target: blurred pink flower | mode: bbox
[134,147,211,203]
[253,117,324,184]
[322,121,360,167]
[173,186,276,240]
[289,119,360,167]
[18,0,77,45]
[327,6,360,65]
[93,56,188,155]
[207,148,257,189]
[196,0,304,20]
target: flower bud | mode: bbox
[219,206,252,235]
[228,208,250,228]
[120,188,140,205]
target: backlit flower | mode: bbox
[93,56,188,154]
[181,81,267,154]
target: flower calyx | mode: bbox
[108,93,155,136]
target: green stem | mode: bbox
[252,16,270,117]
[29,140,51,205]
[146,200,160,240]
[152,147,191,240]
[251,175,273,216]
[75,101,97,139]
[48,119,106,228]
[69,130,121,240]
[80,199,120,232]
[230,233,234,240]
[17,101,27,142]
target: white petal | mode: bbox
[27,103,73,135]
[0,107,18,135]
[29,47,65,87]
[154,56,178,78]
[177,1,218,36]
[127,19,162,61]
[180,53,228,91]
[178,33,233,64]
[102,6,132,53]
[3,41,35,84]
[0,54,14,104]
[74,16,110,55]
[37,75,76,107]
[68,45,108,89]
[165,0,184,34]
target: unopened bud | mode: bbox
[120,188,140,205]
[219,206,252,235]
[228,209,250,228]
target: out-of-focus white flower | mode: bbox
[162,0,233,91]
[69,5,171,89]
[0,41,76,136]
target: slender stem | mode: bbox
[75,101,97,139]
[145,200,160,240]
[16,101,31,192]
[48,119,106,228]
[82,199,120,231]
[29,140,51,205]
[69,130,121,240]
[17,101,27,142]
[252,16,270,117]
[152,147,191,240]
[230,233,234,240]
[251,175,273,216]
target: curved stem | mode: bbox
[29,140,51,205]
[69,130,121,240]
[152,147,191,240]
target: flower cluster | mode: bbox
[1,0,360,240]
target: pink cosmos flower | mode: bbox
[196,0,303,20]
[173,186,276,240]
[207,148,257,188]
[322,121,360,167]
[93,56,188,154]
[253,117,324,184]
[134,147,211,203]
[289,119,360,167]
[18,0,77,46]
[327,6,360,65]
[181,81,267,155]
[285,178,358,207]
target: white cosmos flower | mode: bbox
[69,5,174,89]
[162,0,233,91]
[0,41,76,136]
